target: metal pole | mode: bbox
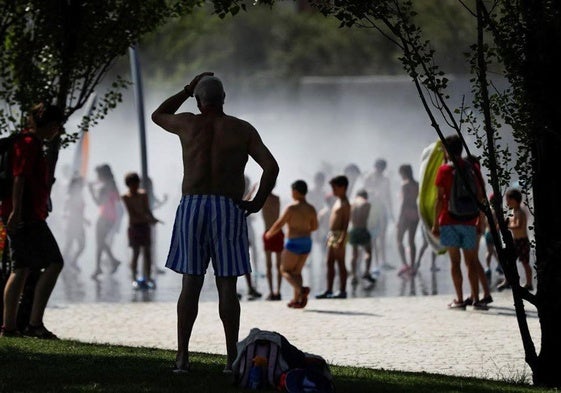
[129,45,149,187]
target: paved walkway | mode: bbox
[44,291,540,382]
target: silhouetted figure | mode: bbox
[363,158,394,270]
[62,174,89,272]
[396,164,419,277]
[152,73,279,373]
[261,192,283,301]
[88,163,122,280]
[1,103,64,339]
[122,172,160,290]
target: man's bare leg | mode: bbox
[326,248,335,292]
[335,247,347,293]
[216,276,240,370]
[2,269,29,331]
[176,274,204,370]
[29,263,63,327]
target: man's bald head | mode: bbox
[194,76,225,107]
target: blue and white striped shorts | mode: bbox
[165,195,251,277]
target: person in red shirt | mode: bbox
[431,135,488,311]
[1,103,64,338]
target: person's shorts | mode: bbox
[285,237,312,255]
[263,230,284,253]
[514,237,530,263]
[348,227,371,246]
[439,225,477,250]
[7,220,63,270]
[128,223,152,247]
[165,195,251,277]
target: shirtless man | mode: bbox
[316,176,351,299]
[349,190,375,289]
[265,180,318,308]
[152,72,279,373]
[261,192,283,301]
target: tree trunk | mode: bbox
[523,2,561,386]
[532,134,561,387]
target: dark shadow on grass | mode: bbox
[0,341,240,393]
[1,340,547,393]
[332,366,539,393]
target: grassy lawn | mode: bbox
[0,338,554,393]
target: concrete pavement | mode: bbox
[44,290,539,382]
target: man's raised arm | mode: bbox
[151,72,213,133]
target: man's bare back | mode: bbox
[351,197,370,229]
[285,202,318,238]
[175,113,255,199]
[152,72,278,213]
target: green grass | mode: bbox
[0,338,555,393]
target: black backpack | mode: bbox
[0,134,16,200]
[448,159,480,221]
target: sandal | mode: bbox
[447,300,466,310]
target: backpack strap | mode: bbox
[266,342,280,386]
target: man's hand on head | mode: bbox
[184,72,214,96]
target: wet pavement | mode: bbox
[51,236,478,305]
[44,289,539,382]
[44,226,541,382]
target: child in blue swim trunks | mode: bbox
[265,180,318,309]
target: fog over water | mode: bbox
[47,74,516,304]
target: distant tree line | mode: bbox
[136,1,475,87]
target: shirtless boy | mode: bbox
[121,172,160,289]
[498,188,533,291]
[316,175,351,299]
[265,181,318,308]
[152,72,279,373]
[261,192,283,301]
[349,190,375,288]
